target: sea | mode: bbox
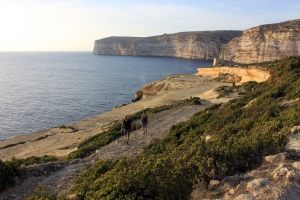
[0,52,212,141]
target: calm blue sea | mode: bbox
[0,52,212,141]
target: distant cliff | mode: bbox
[93,19,300,64]
[220,19,300,63]
[93,31,243,60]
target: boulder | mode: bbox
[292,162,300,170]
[272,167,289,180]
[208,180,221,190]
[284,134,300,155]
[132,82,166,102]
[291,126,300,134]
[132,89,143,102]
[246,178,269,193]
[286,170,300,180]
[264,152,290,163]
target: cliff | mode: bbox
[220,19,300,63]
[93,31,243,60]
[93,19,300,64]
[197,66,270,83]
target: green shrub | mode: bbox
[25,185,67,200]
[242,81,258,92]
[0,159,20,193]
[10,155,58,167]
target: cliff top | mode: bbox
[95,30,243,44]
[247,18,300,31]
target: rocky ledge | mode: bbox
[132,66,270,102]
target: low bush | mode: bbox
[25,186,67,200]
[8,155,58,168]
[0,160,19,193]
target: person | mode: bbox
[122,115,132,144]
[140,111,148,134]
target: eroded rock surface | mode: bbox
[197,66,270,83]
[93,31,243,60]
[221,19,300,63]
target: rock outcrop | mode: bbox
[220,19,300,63]
[196,66,270,83]
[93,19,300,64]
[93,31,243,60]
[132,82,166,102]
[190,125,300,200]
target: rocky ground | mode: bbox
[190,151,300,200]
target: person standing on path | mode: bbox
[122,115,132,144]
[141,111,148,134]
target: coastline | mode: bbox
[0,73,233,161]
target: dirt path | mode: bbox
[0,102,211,199]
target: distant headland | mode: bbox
[93,19,300,64]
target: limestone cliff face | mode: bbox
[197,66,270,84]
[93,31,243,60]
[221,19,300,63]
[94,19,300,64]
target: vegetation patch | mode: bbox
[66,122,136,160]
[214,85,244,98]
[0,159,20,193]
[0,155,58,193]
[214,85,234,98]
[25,186,66,200]
[10,155,58,166]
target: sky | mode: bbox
[0,0,299,51]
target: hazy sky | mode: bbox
[0,0,299,51]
